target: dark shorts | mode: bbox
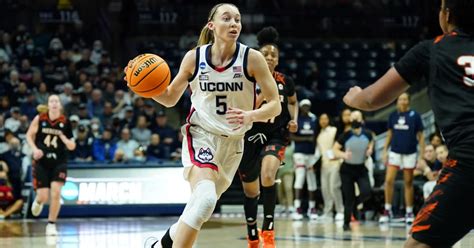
[33,160,67,190]
[238,129,288,183]
[411,158,474,247]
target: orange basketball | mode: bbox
[125,53,170,98]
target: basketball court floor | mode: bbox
[1,215,474,248]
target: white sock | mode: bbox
[406,206,413,214]
[294,199,301,208]
[385,204,392,211]
[309,200,316,209]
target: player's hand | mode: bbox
[123,60,134,83]
[287,120,298,133]
[33,148,44,160]
[343,86,362,107]
[226,107,253,131]
[366,148,373,157]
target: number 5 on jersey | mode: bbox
[216,95,227,115]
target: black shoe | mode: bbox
[343,223,351,231]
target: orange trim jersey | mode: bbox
[35,113,73,164]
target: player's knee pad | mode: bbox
[294,167,306,190]
[180,179,217,230]
[306,170,317,191]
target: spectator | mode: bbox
[132,115,152,146]
[112,90,128,111]
[116,128,140,162]
[178,29,198,50]
[5,107,21,133]
[291,99,319,221]
[429,132,443,148]
[75,48,93,71]
[317,113,344,221]
[70,115,80,138]
[72,125,93,162]
[80,81,93,100]
[333,110,373,231]
[59,82,73,106]
[89,118,103,139]
[380,93,424,224]
[13,82,29,106]
[0,96,11,114]
[121,105,135,128]
[415,144,442,181]
[101,101,115,128]
[143,101,156,124]
[103,81,115,104]
[34,82,49,105]
[152,110,177,158]
[87,89,104,118]
[64,90,82,116]
[92,128,117,162]
[423,145,448,199]
[20,92,38,120]
[146,134,165,161]
[336,108,352,138]
[0,115,7,154]
[90,40,103,65]
[0,137,24,219]
[19,59,33,85]
[77,103,91,126]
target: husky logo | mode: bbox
[197,148,214,162]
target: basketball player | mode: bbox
[26,95,76,236]
[343,0,474,246]
[291,99,318,221]
[380,92,424,224]
[237,26,298,248]
[138,3,281,248]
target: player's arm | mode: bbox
[151,50,196,107]
[382,129,393,163]
[59,133,76,151]
[287,93,298,133]
[247,49,281,122]
[417,131,425,162]
[333,142,349,160]
[26,115,39,151]
[26,115,43,160]
[344,41,430,111]
[343,68,409,111]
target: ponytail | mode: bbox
[197,25,214,46]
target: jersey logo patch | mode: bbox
[197,148,214,162]
[233,66,242,73]
[199,74,209,81]
[199,62,206,70]
[233,73,242,79]
[278,84,284,90]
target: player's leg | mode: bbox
[46,164,67,236]
[340,163,355,230]
[403,153,417,223]
[381,152,400,222]
[329,162,344,221]
[320,163,334,218]
[242,180,260,245]
[260,154,280,248]
[306,158,318,220]
[31,162,49,217]
[173,166,219,248]
[407,161,474,248]
[292,153,306,220]
[403,169,415,223]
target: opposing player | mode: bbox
[343,0,474,246]
[238,26,298,248]
[26,95,76,235]
[138,4,281,248]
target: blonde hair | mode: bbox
[197,3,238,46]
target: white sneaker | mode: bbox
[292,208,304,221]
[31,200,44,217]
[308,208,318,221]
[335,213,344,222]
[46,223,58,236]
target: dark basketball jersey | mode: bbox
[249,71,296,135]
[394,29,474,160]
[35,113,73,164]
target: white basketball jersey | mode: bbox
[187,43,256,137]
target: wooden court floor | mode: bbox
[1,216,473,248]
